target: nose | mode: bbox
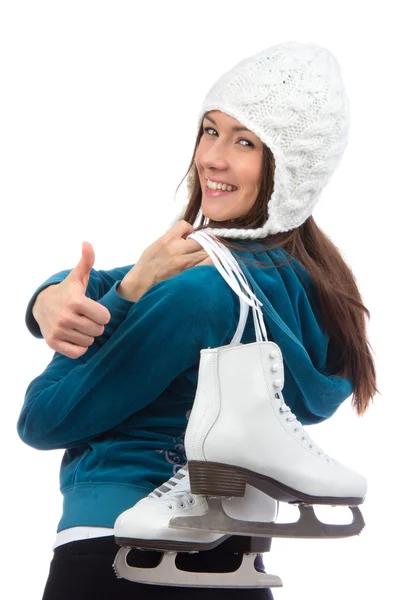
[200,142,230,171]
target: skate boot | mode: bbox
[113,464,282,588]
[170,232,366,540]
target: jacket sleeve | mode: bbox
[17,270,235,451]
[25,264,135,339]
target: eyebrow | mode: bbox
[203,114,252,133]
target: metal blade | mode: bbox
[113,547,282,588]
[170,499,365,539]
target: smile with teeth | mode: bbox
[206,178,238,192]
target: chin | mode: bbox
[204,216,233,224]
[204,213,237,224]
[202,208,235,223]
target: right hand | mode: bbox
[118,220,214,301]
[32,242,111,359]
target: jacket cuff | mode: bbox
[25,281,65,339]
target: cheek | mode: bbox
[248,162,263,194]
[242,169,262,198]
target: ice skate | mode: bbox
[170,232,367,540]
[113,464,282,588]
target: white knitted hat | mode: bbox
[173,41,351,240]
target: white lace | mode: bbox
[147,466,195,509]
[277,391,334,462]
[189,231,268,343]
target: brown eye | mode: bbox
[239,139,254,148]
[203,126,216,136]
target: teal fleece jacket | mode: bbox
[17,241,353,532]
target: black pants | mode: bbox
[42,536,275,599]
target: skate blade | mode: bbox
[113,547,282,588]
[170,499,365,539]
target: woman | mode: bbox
[18,41,378,599]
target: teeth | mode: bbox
[206,178,237,192]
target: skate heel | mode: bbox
[188,461,246,497]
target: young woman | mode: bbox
[18,41,378,599]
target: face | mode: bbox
[195,110,263,223]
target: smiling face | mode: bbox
[195,110,264,223]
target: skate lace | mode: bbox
[277,391,336,463]
[147,465,195,509]
[190,231,267,343]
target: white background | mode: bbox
[1,1,398,598]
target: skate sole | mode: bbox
[114,534,232,552]
[188,460,365,505]
[114,534,272,554]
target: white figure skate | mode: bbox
[113,464,282,588]
[170,231,367,540]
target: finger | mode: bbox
[187,250,215,267]
[76,297,111,326]
[164,219,194,241]
[48,339,88,359]
[71,314,106,337]
[174,236,212,255]
[173,219,195,235]
[66,242,95,292]
[193,256,214,267]
[55,327,96,347]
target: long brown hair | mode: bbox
[174,122,379,417]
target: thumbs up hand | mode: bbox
[32,242,111,359]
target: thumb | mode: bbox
[176,219,195,240]
[67,241,95,292]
